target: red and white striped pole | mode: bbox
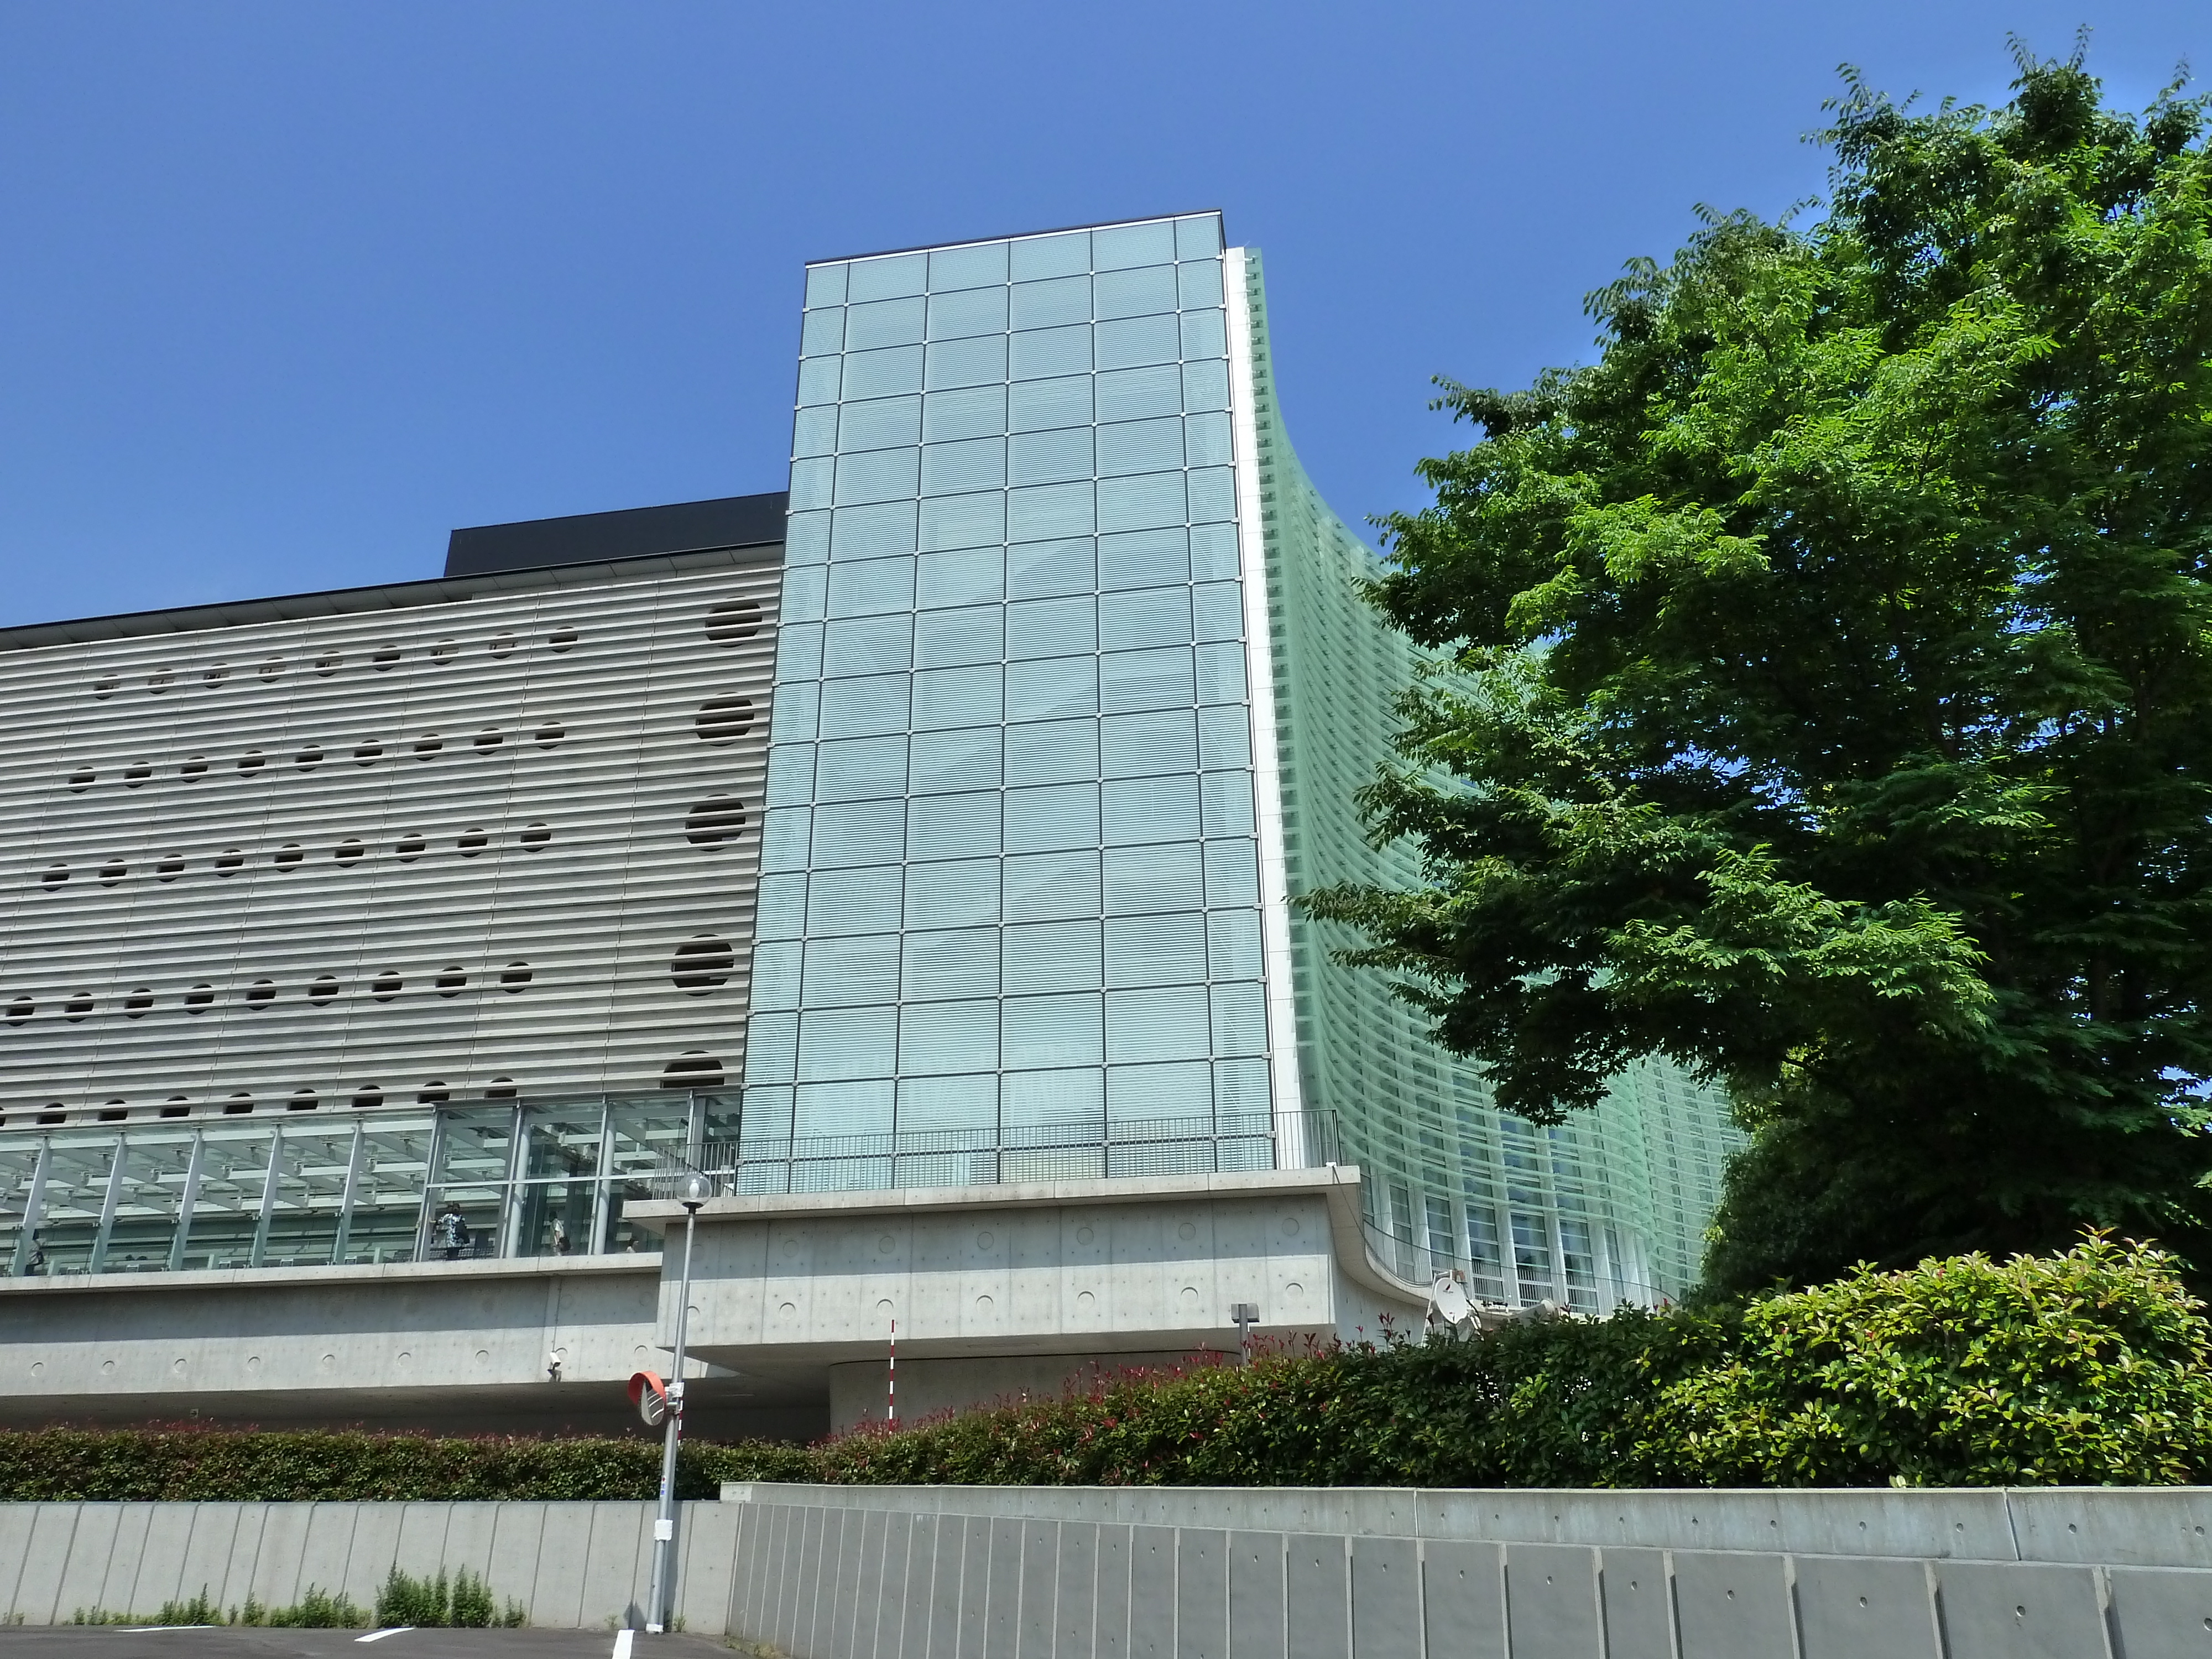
[888,1317,897,1427]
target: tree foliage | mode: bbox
[1305,43,2212,1291]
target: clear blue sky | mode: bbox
[2,3,2205,628]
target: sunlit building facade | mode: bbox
[739,213,1738,1306]
[0,213,1740,1434]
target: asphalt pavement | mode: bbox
[4,1630,737,1658]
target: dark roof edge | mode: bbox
[444,493,789,579]
[0,541,782,657]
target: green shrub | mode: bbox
[9,1238,2205,1493]
[1639,1233,2212,1485]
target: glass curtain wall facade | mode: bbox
[743,213,1741,1303]
[747,214,1276,1180]
[0,1092,729,1275]
[1233,251,1741,1305]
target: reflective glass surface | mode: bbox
[0,1095,718,1278]
[760,216,1272,1172]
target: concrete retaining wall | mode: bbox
[13,1484,2212,1651]
[717,1483,2212,1658]
[0,1500,738,1631]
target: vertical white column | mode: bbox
[88,1133,127,1273]
[167,1129,206,1271]
[10,1139,50,1275]
[1223,248,1307,1164]
[331,1119,366,1264]
[590,1098,614,1254]
[251,1127,283,1267]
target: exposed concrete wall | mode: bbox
[634,1168,1425,1400]
[717,1483,2212,1657]
[3,1168,1421,1434]
[827,1350,1214,1433]
[11,1484,2212,1648]
[0,1500,728,1630]
[0,1256,669,1426]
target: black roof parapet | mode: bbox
[444,492,788,578]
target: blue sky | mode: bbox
[2,2,2205,628]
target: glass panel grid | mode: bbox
[761,215,1266,1159]
[1232,246,1744,1306]
[2,1095,714,1276]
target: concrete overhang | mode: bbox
[624,1163,1428,1400]
[624,1164,1421,1307]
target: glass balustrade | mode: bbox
[0,1092,734,1277]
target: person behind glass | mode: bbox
[432,1202,471,1261]
[550,1218,570,1256]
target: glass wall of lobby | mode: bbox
[0,1093,735,1276]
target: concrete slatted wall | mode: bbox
[714,1485,2212,1659]
[0,1500,735,1631]
[11,1485,2212,1654]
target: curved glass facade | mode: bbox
[1235,249,1739,1305]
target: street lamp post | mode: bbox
[646,1172,711,1634]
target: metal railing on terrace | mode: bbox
[1359,1215,1664,1313]
[1,1093,1345,1280]
[0,1091,737,1279]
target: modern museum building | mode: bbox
[0,215,1738,1436]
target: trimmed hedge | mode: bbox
[8,1236,2208,1495]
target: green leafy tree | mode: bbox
[1305,42,2212,1293]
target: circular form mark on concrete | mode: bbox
[661,1051,724,1089]
[705,599,762,643]
[684,796,747,846]
[695,697,755,742]
[670,935,734,992]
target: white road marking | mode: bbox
[613,1629,635,1659]
[356,1629,416,1643]
[121,1627,218,1632]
